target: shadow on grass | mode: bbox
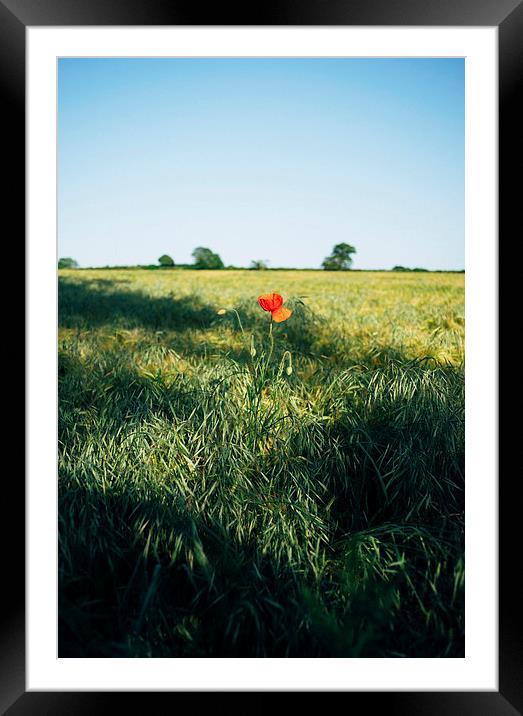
[59,277,217,332]
[58,476,463,659]
[59,482,307,657]
[58,346,464,658]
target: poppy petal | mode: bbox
[258,293,283,313]
[271,306,292,323]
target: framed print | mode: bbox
[4,0,518,711]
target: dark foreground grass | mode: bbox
[58,270,464,657]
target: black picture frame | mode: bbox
[6,0,516,712]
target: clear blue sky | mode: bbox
[58,58,464,270]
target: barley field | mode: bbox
[58,268,465,657]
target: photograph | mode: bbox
[57,56,466,659]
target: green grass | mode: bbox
[58,269,464,657]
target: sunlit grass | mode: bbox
[59,268,464,657]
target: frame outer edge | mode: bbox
[0,0,26,714]
[9,0,517,711]
[499,1,523,713]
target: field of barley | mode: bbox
[58,268,464,657]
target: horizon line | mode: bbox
[60,264,465,273]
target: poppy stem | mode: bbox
[267,319,274,368]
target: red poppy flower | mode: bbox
[257,293,292,323]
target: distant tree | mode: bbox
[250,259,268,270]
[191,247,224,270]
[322,243,356,271]
[158,254,175,267]
[391,266,428,272]
[58,257,79,269]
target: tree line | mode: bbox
[58,243,462,273]
[59,243,358,271]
